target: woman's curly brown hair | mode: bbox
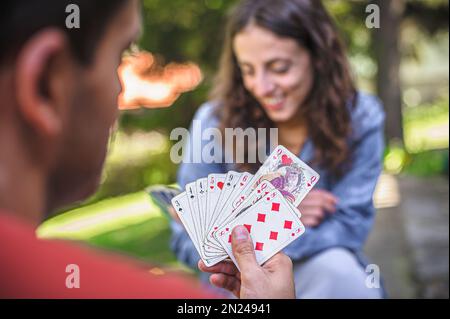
[210,0,356,177]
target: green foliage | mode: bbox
[402,149,449,177]
[140,0,236,68]
[385,95,448,176]
[403,95,449,153]
[124,0,238,131]
[90,130,178,202]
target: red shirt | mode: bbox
[0,212,217,298]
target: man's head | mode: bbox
[0,0,141,214]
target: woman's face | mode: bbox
[233,24,314,124]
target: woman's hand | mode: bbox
[198,225,295,299]
[298,189,338,227]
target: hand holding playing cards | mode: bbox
[199,225,295,299]
[172,145,319,269]
[298,189,338,227]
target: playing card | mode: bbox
[201,173,228,257]
[172,145,317,269]
[195,178,208,239]
[236,145,319,209]
[171,192,225,267]
[203,171,242,250]
[186,182,202,246]
[195,180,228,259]
[210,171,242,230]
[215,180,277,232]
[201,172,253,257]
[171,192,203,259]
[211,172,254,230]
[205,173,227,231]
[216,189,305,269]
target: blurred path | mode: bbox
[366,174,449,298]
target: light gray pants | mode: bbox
[294,248,383,299]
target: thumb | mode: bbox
[231,225,258,273]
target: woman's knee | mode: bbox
[293,248,382,298]
[298,248,360,279]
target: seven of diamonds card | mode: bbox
[216,188,306,268]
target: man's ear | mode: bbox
[14,28,73,138]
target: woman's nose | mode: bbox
[253,73,275,97]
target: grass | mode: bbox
[37,191,192,272]
[87,218,178,266]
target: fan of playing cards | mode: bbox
[171,145,320,268]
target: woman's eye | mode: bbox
[271,64,290,74]
[240,67,254,77]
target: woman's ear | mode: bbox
[14,28,71,138]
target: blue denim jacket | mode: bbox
[170,92,385,269]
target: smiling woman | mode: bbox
[233,25,314,124]
[212,0,356,176]
[171,0,386,299]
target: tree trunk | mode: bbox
[374,0,405,144]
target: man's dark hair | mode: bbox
[0,0,128,66]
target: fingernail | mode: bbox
[233,225,249,241]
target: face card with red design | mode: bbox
[216,189,306,268]
[238,145,320,208]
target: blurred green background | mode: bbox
[38,0,448,281]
